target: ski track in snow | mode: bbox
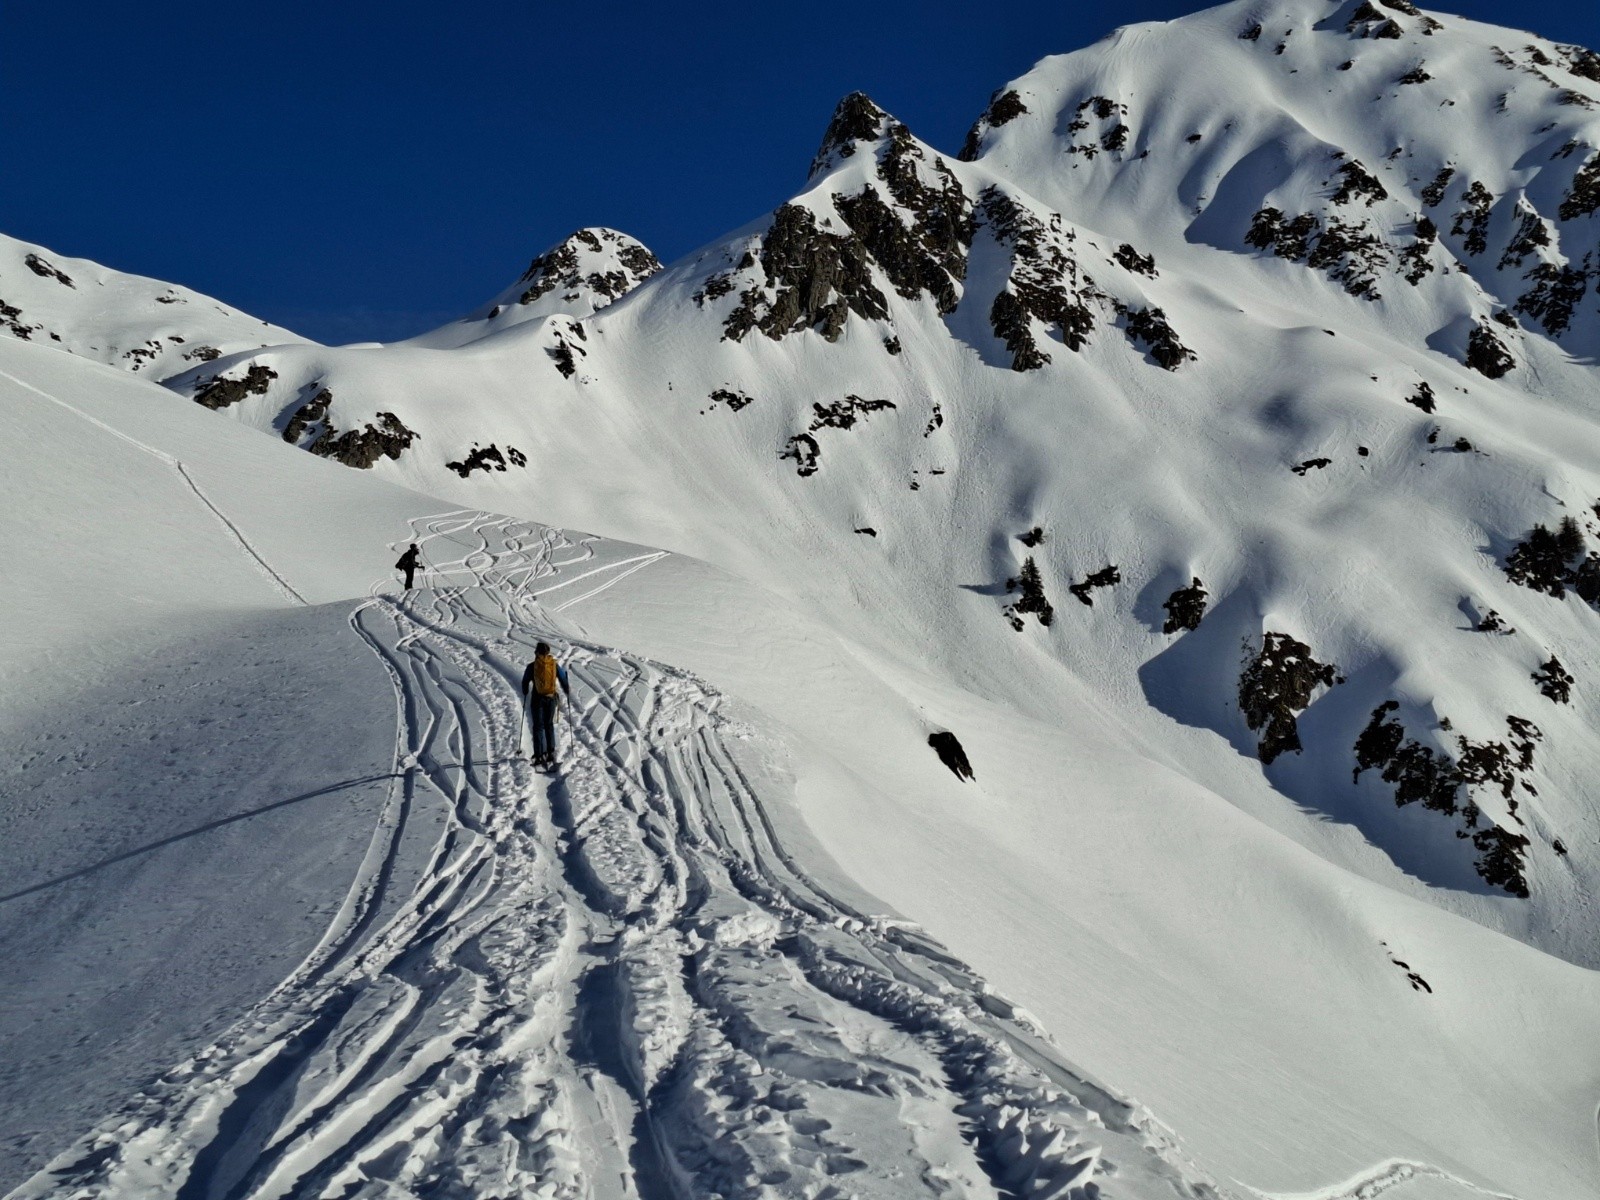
[1246,1158,1522,1200]
[10,513,1231,1200]
[0,368,308,607]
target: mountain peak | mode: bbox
[810,91,893,179]
[515,227,662,312]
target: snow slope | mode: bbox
[2,340,1234,1199]
[0,233,311,381]
[6,1,1600,1196]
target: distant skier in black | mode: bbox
[521,641,572,770]
[395,543,421,590]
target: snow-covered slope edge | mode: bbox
[0,233,313,379]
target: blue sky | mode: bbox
[6,1,1597,343]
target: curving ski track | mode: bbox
[10,513,1227,1200]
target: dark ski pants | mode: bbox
[531,694,558,760]
[402,567,416,589]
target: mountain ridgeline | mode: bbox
[8,0,1600,958]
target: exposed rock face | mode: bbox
[1404,380,1437,412]
[1532,656,1573,703]
[193,364,279,410]
[1557,153,1600,221]
[282,387,333,443]
[811,92,890,177]
[518,229,662,310]
[779,432,821,477]
[1161,578,1207,633]
[1239,633,1337,764]
[24,253,73,287]
[835,122,973,314]
[928,731,975,780]
[309,411,419,469]
[1354,702,1540,897]
[277,383,419,467]
[1120,305,1195,369]
[445,443,526,479]
[1465,321,1515,377]
[707,388,754,412]
[1004,556,1054,629]
[1068,565,1121,606]
[980,188,1098,370]
[724,205,888,343]
[959,89,1029,161]
[1246,207,1390,299]
[1516,263,1589,338]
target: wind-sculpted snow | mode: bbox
[11,513,1227,1200]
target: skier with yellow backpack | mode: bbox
[520,642,572,771]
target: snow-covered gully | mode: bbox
[12,514,1225,1200]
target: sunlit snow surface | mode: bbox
[6,0,1600,1196]
[6,500,1224,1200]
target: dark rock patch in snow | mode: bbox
[1354,702,1539,896]
[518,229,661,308]
[928,731,975,781]
[1516,263,1589,337]
[1162,578,1208,633]
[1239,633,1337,764]
[812,92,889,176]
[1420,167,1455,207]
[1119,305,1195,369]
[23,253,73,288]
[282,387,333,444]
[193,364,279,411]
[1291,457,1333,475]
[1465,321,1515,377]
[1404,380,1437,412]
[708,388,755,412]
[780,433,821,477]
[1068,565,1121,607]
[309,411,418,469]
[446,443,525,479]
[1532,655,1573,703]
[1003,556,1054,629]
[959,89,1028,161]
[724,205,888,343]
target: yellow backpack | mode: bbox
[533,654,559,697]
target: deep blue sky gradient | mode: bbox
[6,1,1598,343]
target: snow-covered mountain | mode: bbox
[407,227,663,349]
[6,2,1600,1198]
[0,232,311,378]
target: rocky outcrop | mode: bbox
[1465,321,1515,377]
[1004,556,1054,629]
[308,411,419,469]
[980,188,1098,370]
[445,443,526,478]
[810,92,890,177]
[24,253,73,287]
[835,122,973,315]
[282,387,333,443]
[193,364,279,410]
[1068,565,1121,606]
[959,89,1029,161]
[1239,633,1337,764]
[517,229,661,310]
[724,205,888,343]
[1354,702,1540,897]
[1161,578,1207,633]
